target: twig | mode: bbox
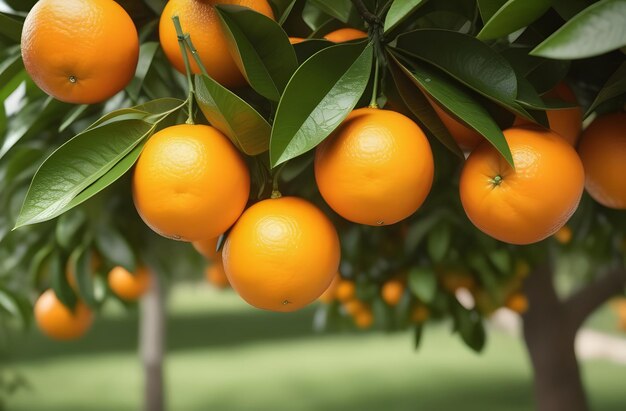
[351,0,381,26]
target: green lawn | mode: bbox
[6,285,625,411]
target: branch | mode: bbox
[566,267,626,329]
[351,0,381,26]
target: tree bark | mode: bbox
[522,264,589,411]
[140,273,165,411]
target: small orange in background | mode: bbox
[411,305,430,323]
[34,289,93,341]
[159,0,274,87]
[315,108,434,226]
[133,124,250,242]
[381,279,405,306]
[354,308,374,329]
[439,269,476,293]
[553,225,573,244]
[577,112,626,209]
[289,37,305,44]
[108,266,152,301]
[335,280,356,303]
[318,273,341,303]
[205,252,230,289]
[460,126,584,245]
[223,196,340,312]
[21,0,139,104]
[506,293,529,314]
[193,237,220,260]
[343,299,368,316]
[323,28,368,42]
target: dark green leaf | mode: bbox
[404,213,443,253]
[72,246,98,307]
[586,62,626,116]
[0,52,23,87]
[531,0,626,59]
[0,12,22,43]
[384,0,427,33]
[270,0,299,25]
[15,120,154,228]
[552,0,591,20]
[408,266,438,303]
[127,42,159,102]
[477,0,552,40]
[95,224,136,272]
[388,54,463,158]
[293,38,334,64]
[55,210,87,250]
[308,0,360,26]
[525,59,571,94]
[50,250,77,310]
[413,323,424,349]
[270,41,373,167]
[454,304,486,352]
[394,55,514,167]
[59,104,89,133]
[427,224,451,262]
[477,0,507,22]
[28,242,54,285]
[194,75,271,155]
[302,2,334,31]
[0,287,31,329]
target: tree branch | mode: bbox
[351,0,381,26]
[566,267,626,329]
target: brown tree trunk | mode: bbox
[140,272,165,411]
[522,264,589,411]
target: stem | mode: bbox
[172,15,195,125]
[183,35,210,78]
[351,0,381,26]
[369,59,380,108]
[270,164,286,199]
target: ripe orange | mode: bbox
[439,269,476,293]
[506,293,529,314]
[34,289,93,340]
[514,82,582,146]
[133,124,250,241]
[222,197,340,312]
[159,0,274,87]
[335,280,356,302]
[323,28,368,42]
[205,252,230,289]
[318,272,341,303]
[411,305,429,323]
[577,112,626,209]
[21,0,138,104]
[354,308,374,329]
[381,279,404,306]
[315,108,434,226]
[108,266,152,301]
[343,299,367,316]
[289,37,305,44]
[460,126,584,244]
[428,97,483,150]
[192,237,219,260]
[553,225,573,244]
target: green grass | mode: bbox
[5,285,626,411]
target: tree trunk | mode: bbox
[140,273,166,411]
[522,264,588,411]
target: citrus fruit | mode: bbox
[323,28,367,42]
[411,305,429,323]
[34,289,93,341]
[21,0,139,104]
[159,0,274,87]
[514,82,582,146]
[205,252,230,289]
[318,272,341,303]
[108,266,151,301]
[553,225,573,244]
[577,112,626,209]
[439,269,476,293]
[192,237,219,260]
[222,196,340,312]
[354,308,373,329]
[289,37,305,44]
[335,279,356,302]
[506,293,529,314]
[428,97,483,150]
[343,299,367,316]
[460,126,584,244]
[133,124,250,242]
[381,279,404,306]
[315,108,434,226]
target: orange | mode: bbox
[133,124,250,241]
[192,237,219,260]
[318,272,341,303]
[34,289,93,341]
[343,299,367,316]
[428,97,483,150]
[108,266,152,301]
[411,305,430,323]
[506,293,529,314]
[323,28,368,42]
[381,279,404,306]
[222,197,340,312]
[460,126,584,244]
[159,0,274,87]
[205,252,230,289]
[335,280,356,302]
[21,0,138,104]
[315,108,434,226]
[553,225,573,244]
[354,308,374,329]
[289,37,305,44]
[514,82,582,146]
[514,260,531,279]
[578,112,626,209]
[440,269,476,293]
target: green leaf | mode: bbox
[388,53,463,158]
[50,250,77,310]
[531,0,626,59]
[427,224,451,263]
[0,286,31,329]
[454,304,486,352]
[477,0,552,40]
[216,5,298,101]
[408,266,438,303]
[403,212,443,253]
[552,0,591,20]
[95,224,136,272]
[394,55,514,167]
[586,62,626,116]
[384,0,427,33]
[72,246,98,307]
[270,0,298,25]
[0,12,23,43]
[194,74,271,155]
[270,41,373,167]
[0,52,23,88]
[15,120,154,228]
[55,210,87,250]
[308,0,360,26]
[396,30,519,112]
[293,38,334,64]
[413,323,424,349]
[59,104,89,133]
[126,42,160,102]
[477,0,507,22]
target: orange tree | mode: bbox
[0,0,625,410]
